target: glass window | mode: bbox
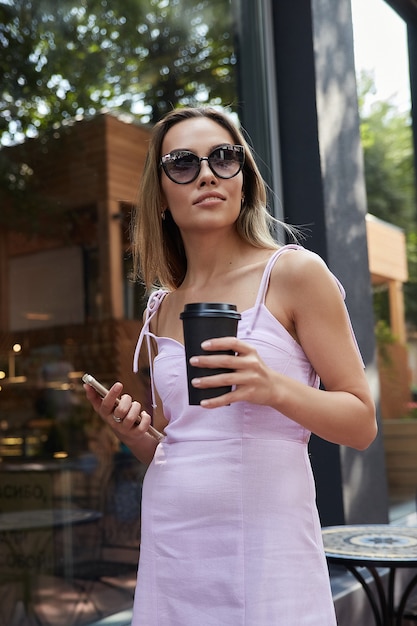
[0,1,247,623]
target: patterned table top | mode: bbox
[322,525,417,566]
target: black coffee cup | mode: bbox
[180,303,241,405]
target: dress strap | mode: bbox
[245,244,362,365]
[256,245,304,307]
[133,289,169,409]
[246,244,303,335]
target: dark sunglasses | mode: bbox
[160,144,245,184]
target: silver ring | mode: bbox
[112,414,123,423]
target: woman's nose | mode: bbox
[198,159,217,185]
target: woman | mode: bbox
[85,106,377,625]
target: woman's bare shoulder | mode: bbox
[271,247,334,290]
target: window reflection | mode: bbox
[0,0,238,623]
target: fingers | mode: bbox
[200,337,248,355]
[83,381,122,409]
[84,381,154,439]
[112,397,137,424]
[188,338,271,409]
[107,396,152,438]
[101,382,123,414]
[189,337,253,373]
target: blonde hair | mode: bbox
[132,106,280,291]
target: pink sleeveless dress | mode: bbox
[131,245,338,625]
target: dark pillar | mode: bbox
[232,0,284,225]
[270,0,389,524]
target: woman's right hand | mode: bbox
[84,381,153,441]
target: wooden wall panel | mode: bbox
[366,214,408,283]
[105,115,150,206]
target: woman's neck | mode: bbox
[180,236,268,291]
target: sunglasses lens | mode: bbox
[209,146,244,179]
[163,152,199,183]
[161,145,244,184]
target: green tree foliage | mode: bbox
[357,71,416,231]
[0,0,236,144]
[357,70,417,329]
[0,0,237,234]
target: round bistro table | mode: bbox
[322,525,417,626]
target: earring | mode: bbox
[161,210,166,220]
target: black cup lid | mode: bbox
[180,302,241,319]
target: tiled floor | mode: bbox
[0,572,136,626]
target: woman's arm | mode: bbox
[279,250,377,449]
[190,251,377,450]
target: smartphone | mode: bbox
[82,373,164,442]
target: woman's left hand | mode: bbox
[189,337,276,408]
